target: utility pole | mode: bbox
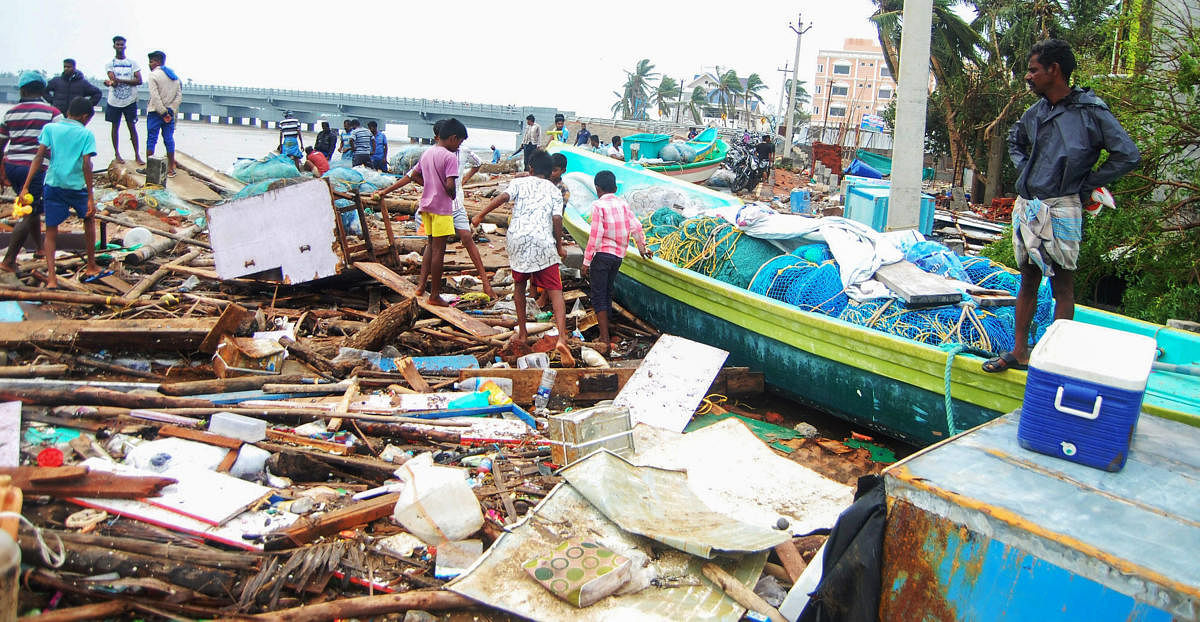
[776,63,791,127]
[782,13,812,168]
[887,0,933,231]
[675,76,685,124]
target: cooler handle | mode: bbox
[1054,385,1103,420]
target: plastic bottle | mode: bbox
[453,377,514,395]
[533,368,558,410]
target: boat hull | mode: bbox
[612,272,998,444]
[647,160,723,183]
[549,143,1200,445]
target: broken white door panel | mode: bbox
[613,334,728,432]
[209,179,342,283]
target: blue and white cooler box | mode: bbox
[1018,319,1157,471]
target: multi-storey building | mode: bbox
[809,38,897,135]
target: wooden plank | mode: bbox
[0,318,217,350]
[397,357,431,393]
[265,429,350,455]
[174,150,246,194]
[354,261,499,337]
[874,261,963,307]
[773,541,807,583]
[458,366,761,405]
[268,492,400,549]
[158,424,245,450]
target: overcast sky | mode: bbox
[2,0,882,119]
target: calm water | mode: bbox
[0,104,513,173]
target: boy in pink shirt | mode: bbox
[414,118,467,306]
[583,170,652,348]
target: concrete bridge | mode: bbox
[0,73,566,141]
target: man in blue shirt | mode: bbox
[574,122,591,147]
[490,145,501,164]
[983,39,1140,373]
[368,120,388,171]
[350,119,375,168]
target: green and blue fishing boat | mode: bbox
[548,143,1200,446]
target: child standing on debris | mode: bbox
[413,118,467,306]
[374,121,497,300]
[20,97,100,288]
[583,170,651,349]
[473,150,575,367]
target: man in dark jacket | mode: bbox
[45,59,102,115]
[983,39,1140,373]
[314,121,336,160]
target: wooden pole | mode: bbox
[0,286,135,307]
[95,213,212,250]
[244,590,474,622]
[127,248,203,300]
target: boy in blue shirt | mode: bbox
[20,97,99,288]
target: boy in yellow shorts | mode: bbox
[414,118,467,306]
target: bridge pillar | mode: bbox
[408,121,436,142]
[218,116,229,125]
[260,119,269,128]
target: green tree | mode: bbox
[870,0,983,184]
[712,67,744,126]
[687,87,708,124]
[611,59,659,120]
[782,78,812,128]
[742,73,768,129]
[652,76,681,119]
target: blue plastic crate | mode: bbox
[1018,320,1157,471]
[790,189,811,214]
[843,185,934,235]
[621,133,670,161]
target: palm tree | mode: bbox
[712,67,743,127]
[610,59,660,120]
[782,78,812,127]
[687,87,708,124]
[869,0,982,184]
[742,73,769,130]
[652,76,681,119]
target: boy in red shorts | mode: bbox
[473,150,574,366]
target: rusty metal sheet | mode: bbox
[882,411,1200,620]
[559,450,790,558]
[448,483,765,621]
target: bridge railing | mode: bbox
[184,83,525,116]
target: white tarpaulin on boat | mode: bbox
[712,203,904,300]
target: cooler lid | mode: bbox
[1029,319,1157,391]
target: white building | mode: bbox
[683,71,768,130]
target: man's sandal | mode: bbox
[982,351,1027,373]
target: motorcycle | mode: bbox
[725,142,771,193]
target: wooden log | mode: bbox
[611,300,659,335]
[397,357,431,393]
[246,590,474,621]
[350,422,461,443]
[0,318,217,350]
[262,382,352,395]
[127,248,203,300]
[773,541,807,583]
[355,261,499,337]
[120,224,203,265]
[158,374,319,396]
[258,443,399,480]
[51,352,165,380]
[266,493,400,549]
[344,297,417,351]
[18,535,239,598]
[265,429,350,455]
[0,286,135,307]
[277,336,346,378]
[157,424,245,450]
[96,213,212,250]
[30,529,260,569]
[22,600,131,622]
[0,386,211,409]
[701,562,787,622]
[0,364,68,378]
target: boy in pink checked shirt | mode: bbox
[582,170,652,349]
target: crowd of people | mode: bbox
[1,34,181,287]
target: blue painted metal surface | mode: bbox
[410,355,479,374]
[882,411,1200,620]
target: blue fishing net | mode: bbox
[231,154,301,183]
[648,210,1053,355]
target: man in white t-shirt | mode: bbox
[606,135,625,161]
[104,35,143,164]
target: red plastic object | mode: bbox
[37,447,64,467]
